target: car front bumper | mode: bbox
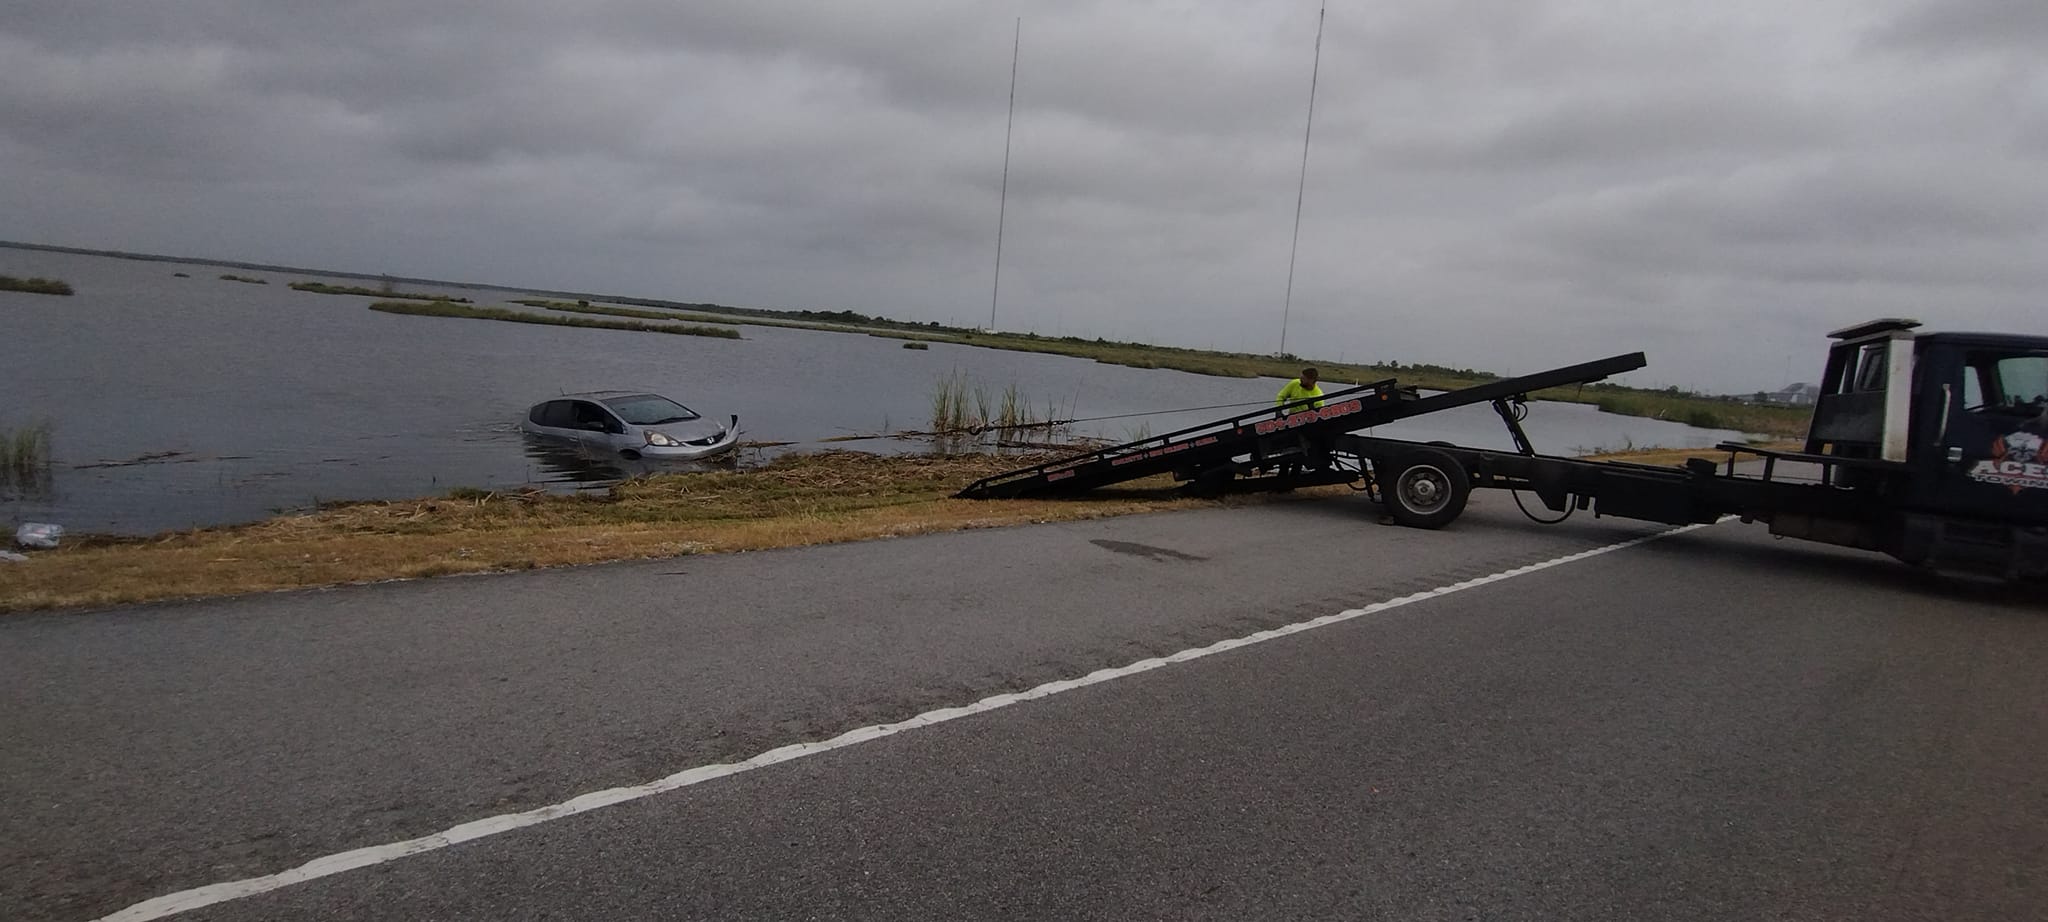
[639,429,740,460]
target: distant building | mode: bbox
[1765,382,1820,406]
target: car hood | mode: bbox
[641,417,728,440]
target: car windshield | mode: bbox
[602,394,700,425]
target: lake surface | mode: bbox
[0,248,1743,534]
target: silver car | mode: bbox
[522,391,739,460]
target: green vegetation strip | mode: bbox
[515,299,804,329]
[218,274,267,284]
[0,275,73,296]
[292,281,472,303]
[520,301,739,325]
[368,300,742,339]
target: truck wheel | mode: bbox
[1385,450,1470,529]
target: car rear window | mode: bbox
[603,394,700,425]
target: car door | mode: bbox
[528,400,573,441]
[568,400,626,454]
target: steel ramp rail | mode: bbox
[955,353,1647,500]
[955,379,1403,499]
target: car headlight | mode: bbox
[645,430,682,447]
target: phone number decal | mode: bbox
[1253,398,1365,436]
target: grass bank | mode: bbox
[292,281,472,302]
[368,300,742,339]
[0,439,1810,613]
[0,452,1208,613]
[0,275,73,296]
[219,274,267,284]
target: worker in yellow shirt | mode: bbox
[1275,367,1324,416]
[1271,367,1327,486]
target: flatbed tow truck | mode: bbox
[958,320,2048,579]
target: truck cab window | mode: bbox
[1963,353,2048,416]
[1851,342,1887,392]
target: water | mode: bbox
[0,248,1743,534]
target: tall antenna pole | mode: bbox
[1279,3,1326,356]
[990,18,1020,332]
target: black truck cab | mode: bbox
[1806,319,2048,573]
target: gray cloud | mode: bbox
[3,0,2045,392]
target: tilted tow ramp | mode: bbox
[955,354,1647,501]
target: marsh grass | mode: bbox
[523,301,740,326]
[0,422,53,493]
[292,281,472,303]
[930,372,968,433]
[921,373,1078,453]
[368,300,742,339]
[218,274,268,284]
[0,276,73,296]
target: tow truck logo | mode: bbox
[1970,431,2048,493]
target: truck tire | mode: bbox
[1384,449,1470,529]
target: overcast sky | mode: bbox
[5,1,2045,392]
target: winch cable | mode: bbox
[1054,398,1274,426]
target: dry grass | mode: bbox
[0,452,1227,614]
[1,442,1804,614]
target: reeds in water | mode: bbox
[1,422,53,493]
[925,373,1077,451]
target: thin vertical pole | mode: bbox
[990,18,1020,332]
[1279,3,1326,355]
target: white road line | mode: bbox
[98,520,1718,922]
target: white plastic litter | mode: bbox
[15,523,63,549]
[0,550,27,563]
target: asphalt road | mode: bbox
[4,492,2044,921]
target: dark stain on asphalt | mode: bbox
[1089,539,1207,562]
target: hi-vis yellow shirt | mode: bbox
[1276,379,1325,413]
